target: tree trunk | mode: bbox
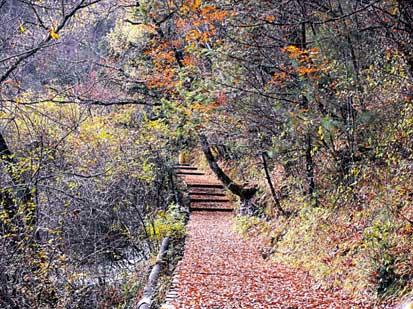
[305,134,317,206]
[397,0,413,77]
[261,152,285,216]
[199,134,257,215]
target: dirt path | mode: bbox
[164,165,362,308]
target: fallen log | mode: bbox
[137,237,170,309]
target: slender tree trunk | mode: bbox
[397,0,413,77]
[261,152,285,216]
[305,134,317,206]
[297,1,317,206]
[168,170,180,206]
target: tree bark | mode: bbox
[199,134,257,215]
[137,237,170,309]
[396,0,413,75]
[305,134,317,206]
[261,152,285,216]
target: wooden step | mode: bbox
[188,183,224,189]
[190,199,230,203]
[176,171,205,175]
[189,191,226,197]
[191,208,233,212]
[189,187,226,194]
[190,201,233,211]
[190,197,230,203]
[173,166,197,170]
[190,207,233,212]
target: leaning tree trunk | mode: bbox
[261,152,285,216]
[199,134,257,215]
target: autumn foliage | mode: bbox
[1,0,413,307]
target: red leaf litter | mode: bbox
[164,166,372,308]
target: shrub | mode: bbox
[233,215,263,235]
[146,204,186,240]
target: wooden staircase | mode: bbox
[173,164,233,212]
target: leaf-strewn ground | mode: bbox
[168,211,369,308]
[165,167,374,308]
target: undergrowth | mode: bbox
[146,204,186,241]
[234,182,413,306]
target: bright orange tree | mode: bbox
[130,0,230,134]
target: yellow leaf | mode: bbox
[49,28,60,40]
[192,0,201,10]
[180,4,190,14]
[97,129,111,140]
[317,125,324,140]
[19,24,26,33]
[283,45,302,59]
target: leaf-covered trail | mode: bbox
[165,165,362,308]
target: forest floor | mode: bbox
[163,165,369,309]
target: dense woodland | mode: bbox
[0,0,412,307]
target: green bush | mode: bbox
[233,216,262,235]
[146,204,186,240]
[363,219,398,296]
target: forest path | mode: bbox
[163,165,359,308]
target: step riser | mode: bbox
[190,208,233,212]
[188,184,224,189]
[189,192,226,196]
[189,193,228,197]
[190,199,230,203]
[174,166,197,170]
[190,204,233,211]
[176,172,205,175]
